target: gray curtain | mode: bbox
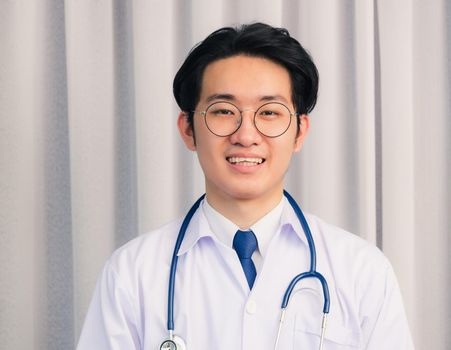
[0,1,449,349]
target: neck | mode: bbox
[205,188,284,229]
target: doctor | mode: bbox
[77,23,414,349]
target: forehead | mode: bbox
[199,55,292,104]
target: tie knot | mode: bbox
[233,230,257,259]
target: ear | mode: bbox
[177,112,196,151]
[294,114,310,152]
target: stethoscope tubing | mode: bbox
[166,190,330,341]
[281,190,330,313]
[167,194,205,331]
[282,190,316,271]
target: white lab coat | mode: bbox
[77,199,414,349]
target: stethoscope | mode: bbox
[160,190,330,350]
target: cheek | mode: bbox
[274,134,298,154]
[196,132,216,153]
[271,140,297,169]
[195,135,223,169]
[277,150,294,167]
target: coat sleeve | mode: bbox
[77,261,141,350]
[362,263,414,349]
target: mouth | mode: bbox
[226,156,265,167]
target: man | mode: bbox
[77,23,413,349]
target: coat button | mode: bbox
[246,299,257,314]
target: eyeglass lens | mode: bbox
[204,102,292,137]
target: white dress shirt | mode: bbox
[77,197,414,349]
[202,196,284,274]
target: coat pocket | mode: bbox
[294,312,361,349]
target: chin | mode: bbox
[225,184,274,201]
[229,190,260,200]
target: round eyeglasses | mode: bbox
[195,101,298,138]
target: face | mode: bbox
[178,55,309,204]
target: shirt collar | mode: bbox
[201,195,287,258]
[202,198,238,249]
[177,195,309,256]
[249,198,284,257]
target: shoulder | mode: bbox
[306,213,387,266]
[305,213,393,294]
[104,218,183,280]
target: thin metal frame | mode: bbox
[195,101,298,138]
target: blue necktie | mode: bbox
[233,230,257,289]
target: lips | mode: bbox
[226,156,265,166]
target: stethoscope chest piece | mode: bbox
[160,335,186,350]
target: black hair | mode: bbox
[173,22,319,130]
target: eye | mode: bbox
[208,108,237,117]
[256,103,290,120]
[216,109,235,115]
[258,109,280,118]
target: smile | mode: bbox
[226,157,265,166]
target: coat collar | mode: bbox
[177,200,217,256]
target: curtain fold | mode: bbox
[0,1,449,349]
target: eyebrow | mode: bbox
[259,94,289,104]
[205,93,290,104]
[205,94,236,103]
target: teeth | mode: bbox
[227,157,263,165]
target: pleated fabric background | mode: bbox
[0,0,449,349]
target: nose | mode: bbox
[229,110,262,147]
